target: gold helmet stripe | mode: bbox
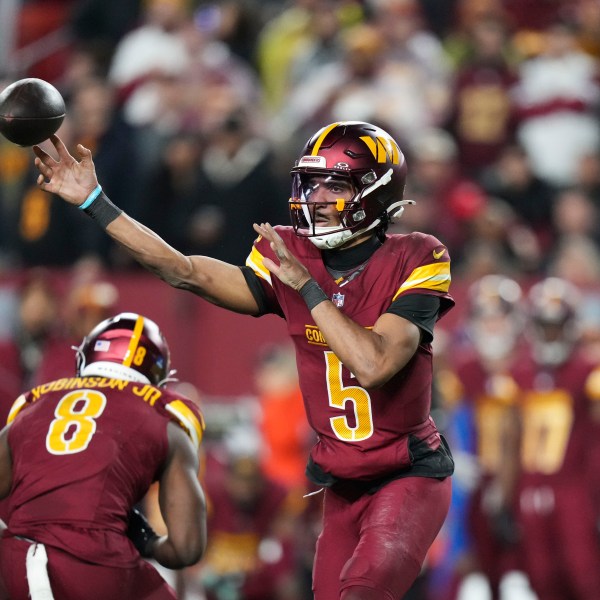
[123,315,145,367]
[311,122,339,156]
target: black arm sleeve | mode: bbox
[239,266,272,316]
[385,294,441,343]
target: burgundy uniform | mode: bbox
[248,227,453,480]
[246,226,454,598]
[454,352,521,596]
[512,352,600,600]
[0,375,203,599]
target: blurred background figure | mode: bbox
[33,275,119,384]
[511,278,600,600]
[0,271,59,424]
[442,275,529,600]
[254,343,313,493]
[511,17,600,190]
[444,13,517,179]
[185,425,304,600]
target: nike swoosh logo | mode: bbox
[433,248,445,259]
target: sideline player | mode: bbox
[0,312,207,600]
[33,121,454,600]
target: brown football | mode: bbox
[0,78,66,146]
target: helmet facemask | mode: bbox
[290,168,412,250]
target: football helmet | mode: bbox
[467,275,524,362]
[75,312,172,386]
[290,121,412,249]
[527,277,581,366]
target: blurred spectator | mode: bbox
[177,15,262,137]
[479,144,555,251]
[254,343,313,491]
[257,0,345,112]
[69,0,143,67]
[106,0,194,183]
[108,0,191,126]
[401,128,488,265]
[511,18,600,189]
[550,187,600,247]
[62,76,141,265]
[458,198,542,278]
[185,426,304,600]
[273,16,449,149]
[286,1,347,90]
[444,15,518,177]
[0,272,59,424]
[33,277,119,384]
[140,110,288,264]
[511,277,600,600]
[192,1,265,66]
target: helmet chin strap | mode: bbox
[308,199,416,249]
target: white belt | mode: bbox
[26,543,54,600]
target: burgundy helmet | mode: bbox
[76,312,171,386]
[290,121,411,249]
[527,277,581,366]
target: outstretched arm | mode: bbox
[33,135,259,314]
[147,422,207,569]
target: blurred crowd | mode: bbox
[2,0,600,598]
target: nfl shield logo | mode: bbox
[332,292,345,308]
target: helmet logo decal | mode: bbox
[298,156,326,168]
[94,340,110,352]
[333,162,350,170]
[359,135,401,164]
[123,315,145,368]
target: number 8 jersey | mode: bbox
[4,377,203,567]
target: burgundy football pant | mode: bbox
[313,476,452,600]
[0,536,176,600]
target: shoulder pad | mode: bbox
[164,399,205,450]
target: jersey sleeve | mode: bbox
[391,233,454,319]
[157,392,206,451]
[244,233,284,317]
[6,391,35,425]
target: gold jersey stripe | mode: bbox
[7,394,27,425]
[392,262,451,301]
[123,315,145,368]
[311,122,339,156]
[245,246,272,285]
[166,400,204,449]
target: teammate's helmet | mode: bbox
[76,312,171,386]
[467,275,524,361]
[290,121,412,249]
[527,277,580,366]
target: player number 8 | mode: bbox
[46,390,107,455]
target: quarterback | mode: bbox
[33,121,454,599]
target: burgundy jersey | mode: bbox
[511,350,600,479]
[454,352,520,476]
[246,227,454,480]
[5,376,204,567]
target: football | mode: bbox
[0,78,66,146]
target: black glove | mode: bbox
[127,507,159,558]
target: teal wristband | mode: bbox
[79,185,102,210]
